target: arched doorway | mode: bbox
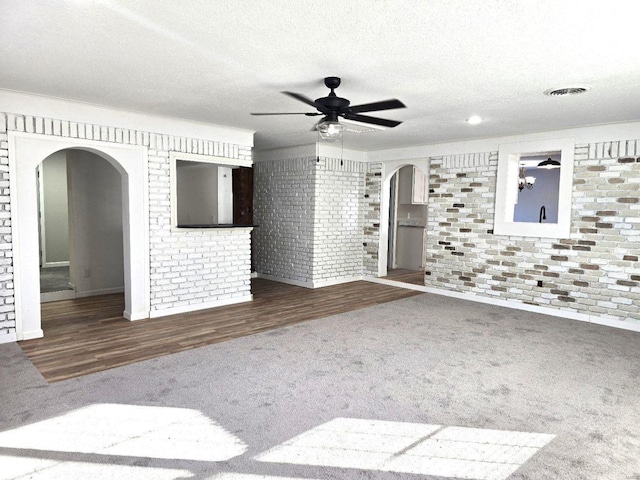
[378,160,429,283]
[9,132,150,340]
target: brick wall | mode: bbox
[0,111,252,340]
[0,115,14,340]
[253,157,316,284]
[313,158,365,284]
[363,163,383,275]
[424,143,640,327]
[254,156,366,286]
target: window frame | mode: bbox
[169,152,252,230]
[493,138,575,238]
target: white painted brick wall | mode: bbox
[0,111,252,341]
[253,157,316,283]
[254,156,366,286]
[313,158,365,282]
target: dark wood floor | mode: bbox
[383,268,425,285]
[20,278,421,383]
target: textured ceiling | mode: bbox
[2,0,640,152]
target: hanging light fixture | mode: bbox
[316,113,345,142]
[538,157,561,169]
[518,166,536,191]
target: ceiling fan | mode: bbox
[251,76,406,141]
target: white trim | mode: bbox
[364,277,640,333]
[0,89,254,147]
[255,273,314,288]
[169,151,253,230]
[311,275,364,288]
[149,294,253,318]
[36,163,46,267]
[9,132,151,340]
[494,137,575,238]
[377,159,430,277]
[256,272,365,289]
[17,329,43,341]
[75,287,125,298]
[366,120,640,163]
[254,143,367,163]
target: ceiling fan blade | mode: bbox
[281,91,329,113]
[342,113,402,128]
[348,99,406,113]
[251,112,321,116]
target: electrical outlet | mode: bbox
[83,268,91,278]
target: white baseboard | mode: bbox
[149,294,253,318]
[18,328,44,341]
[255,273,364,289]
[255,273,314,288]
[311,275,364,288]
[365,276,640,333]
[123,309,149,321]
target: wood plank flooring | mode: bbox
[20,278,421,383]
[383,268,425,285]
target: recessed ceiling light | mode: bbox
[544,85,591,96]
[466,115,482,125]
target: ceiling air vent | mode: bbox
[544,86,590,97]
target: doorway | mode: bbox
[379,162,429,287]
[38,149,125,305]
[9,132,150,340]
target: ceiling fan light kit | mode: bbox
[317,119,345,142]
[251,76,406,141]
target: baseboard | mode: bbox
[311,275,364,288]
[256,273,365,289]
[75,287,125,298]
[255,273,314,288]
[123,310,149,321]
[149,294,253,318]
[364,276,640,333]
[18,328,44,341]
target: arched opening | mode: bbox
[9,133,150,340]
[378,161,429,287]
[38,149,125,305]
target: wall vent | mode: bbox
[544,86,590,97]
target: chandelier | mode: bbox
[518,166,536,191]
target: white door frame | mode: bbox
[9,132,150,340]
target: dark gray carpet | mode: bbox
[1,292,639,479]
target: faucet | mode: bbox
[539,206,546,223]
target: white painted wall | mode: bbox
[67,150,124,296]
[176,162,233,225]
[218,166,233,224]
[177,162,219,225]
[40,151,69,265]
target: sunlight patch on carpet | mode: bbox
[207,475,321,480]
[0,404,246,462]
[0,456,192,480]
[255,418,555,480]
